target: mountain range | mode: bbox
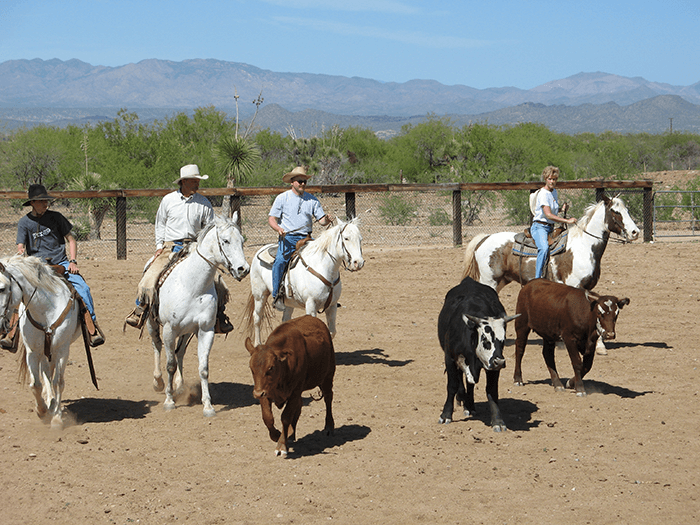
[1,58,700,135]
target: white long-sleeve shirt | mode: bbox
[154,190,214,249]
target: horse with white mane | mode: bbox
[145,213,249,417]
[1,255,87,429]
[244,217,364,346]
[463,195,640,292]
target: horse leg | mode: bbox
[147,318,165,392]
[26,350,49,420]
[161,328,178,411]
[174,335,189,395]
[324,304,338,339]
[196,330,216,417]
[49,347,69,430]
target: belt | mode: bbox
[533,220,551,225]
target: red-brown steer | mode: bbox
[513,279,630,396]
[245,315,335,457]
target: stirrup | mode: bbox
[0,328,19,353]
[125,305,148,329]
[89,319,106,347]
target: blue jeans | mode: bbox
[272,233,307,299]
[531,221,553,279]
[60,261,96,320]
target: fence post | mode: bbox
[231,194,242,228]
[452,190,462,246]
[116,196,127,260]
[345,192,356,219]
[643,186,653,242]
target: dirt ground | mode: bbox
[0,237,699,525]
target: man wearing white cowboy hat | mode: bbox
[125,164,233,332]
[3,184,105,349]
[268,166,335,311]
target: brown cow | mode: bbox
[245,315,335,457]
[513,279,629,396]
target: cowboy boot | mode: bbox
[215,307,234,334]
[84,310,105,347]
[0,310,20,353]
[125,303,149,329]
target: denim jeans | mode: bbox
[531,221,553,279]
[272,233,307,299]
[59,261,96,320]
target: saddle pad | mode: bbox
[257,244,277,268]
[512,230,567,257]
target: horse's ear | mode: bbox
[602,194,612,206]
[0,262,4,272]
[231,211,239,224]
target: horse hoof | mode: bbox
[163,401,176,411]
[153,377,165,392]
[492,424,507,433]
[275,449,288,457]
[576,391,587,397]
[50,416,64,431]
[203,407,216,418]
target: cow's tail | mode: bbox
[462,233,489,281]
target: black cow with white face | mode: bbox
[437,277,519,432]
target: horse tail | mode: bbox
[462,233,489,282]
[241,292,256,338]
[17,338,29,386]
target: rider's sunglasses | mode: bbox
[293,178,307,184]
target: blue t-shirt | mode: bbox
[269,189,326,235]
[16,210,73,264]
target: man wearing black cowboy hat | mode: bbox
[268,166,335,311]
[1,184,105,349]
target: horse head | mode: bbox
[603,195,640,242]
[336,217,364,272]
[211,213,250,281]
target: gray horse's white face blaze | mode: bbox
[462,313,519,372]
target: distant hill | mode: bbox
[1,58,699,135]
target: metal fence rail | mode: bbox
[653,190,700,238]
[0,180,654,261]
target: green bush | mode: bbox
[428,208,451,226]
[379,195,416,226]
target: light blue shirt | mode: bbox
[269,189,326,235]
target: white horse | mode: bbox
[146,213,249,417]
[245,217,364,346]
[463,195,640,291]
[1,255,84,430]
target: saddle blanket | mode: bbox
[512,230,567,257]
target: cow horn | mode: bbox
[502,313,520,323]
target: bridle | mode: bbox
[196,222,243,280]
[579,202,631,244]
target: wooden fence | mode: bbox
[0,180,654,259]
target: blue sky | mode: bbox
[1,0,697,89]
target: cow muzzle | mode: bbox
[252,389,266,399]
[489,356,506,370]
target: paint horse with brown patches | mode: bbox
[463,195,639,292]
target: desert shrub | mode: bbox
[379,195,416,226]
[428,208,451,226]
